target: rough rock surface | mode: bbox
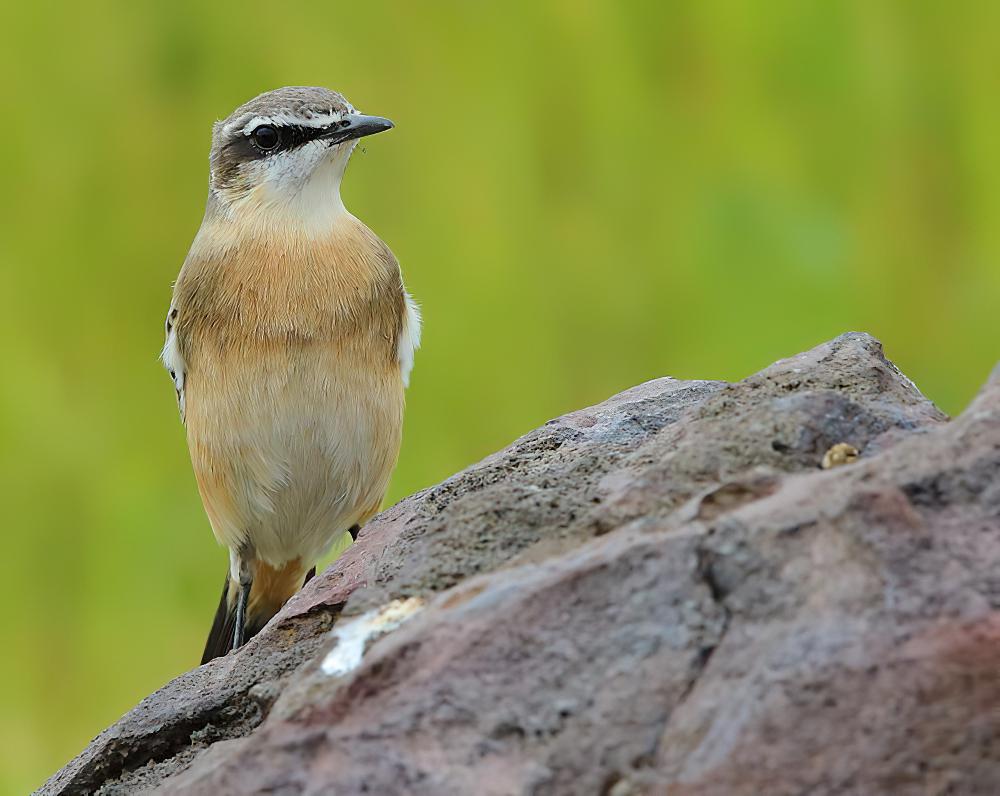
[40,333,1000,795]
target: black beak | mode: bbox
[320,113,394,146]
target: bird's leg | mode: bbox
[232,579,250,651]
[348,524,361,541]
[230,551,253,654]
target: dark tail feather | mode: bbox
[202,575,236,665]
[202,564,318,665]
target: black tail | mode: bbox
[201,566,317,665]
[201,576,237,664]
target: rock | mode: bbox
[40,333,1000,796]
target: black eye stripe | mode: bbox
[246,124,333,154]
[287,124,336,145]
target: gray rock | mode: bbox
[42,333,1000,796]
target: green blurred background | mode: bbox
[2,1,998,790]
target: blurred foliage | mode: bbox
[2,1,998,790]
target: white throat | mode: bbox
[218,140,357,233]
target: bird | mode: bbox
[161,86,420,664]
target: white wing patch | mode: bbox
[160,306,186,422]
[398,292,421,388]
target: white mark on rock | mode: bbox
[321,597,425,677]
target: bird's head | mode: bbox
[207,86,393,226]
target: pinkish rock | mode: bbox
[43,334,1000,796]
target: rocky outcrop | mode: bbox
[41,333,1000,795]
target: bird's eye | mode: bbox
[251,125,280,151]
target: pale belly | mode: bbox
[184,340,405,567]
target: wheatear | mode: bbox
[162,87,420,663]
